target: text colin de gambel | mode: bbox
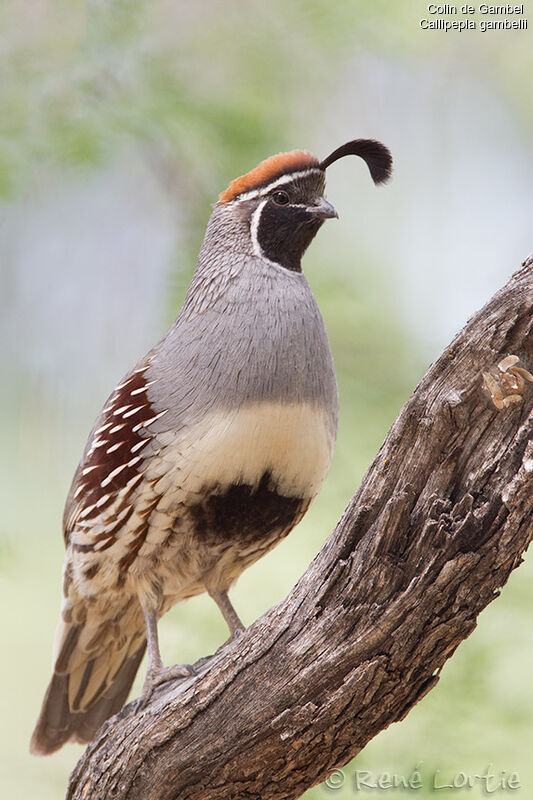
[420,4,528,31]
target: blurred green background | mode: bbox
[1,1,532,798]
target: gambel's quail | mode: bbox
[31,139,392,754]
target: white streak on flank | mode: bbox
[131,379,158,395]
[79,503,97,519]
[96,493,111,507]
[106,442,125,454]
[115,377,135,390]
[122,405,148,418]
[142,409,169,427]
[235,168,323,202]
[115,473,143,500]
[113,405,133,416]
[131,440,148,453]
[74,484,85,498]
[127,456,142,468]
[115,504,133,523]
[95,422,112,435]
[132,408,169,431]
[94,537,113,551]
[75,520,93,529]
[109,424,126,434]
[101,463,128,488]
[87,437,106,455]
[134,365,149,374]
[127,472,144,487]
[82,466,98,476]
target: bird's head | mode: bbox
[216,139,392,273]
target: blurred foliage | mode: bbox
[2,0,532,268]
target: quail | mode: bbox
[31,138,392,755]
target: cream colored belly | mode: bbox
[146,400,334,500]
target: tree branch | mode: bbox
[67,261,533,800]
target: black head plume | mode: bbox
[320,139,392,185]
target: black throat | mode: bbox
[256,202,323,272]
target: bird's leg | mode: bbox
[208,589,245,638]
[139,607,195,704]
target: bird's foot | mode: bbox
[136,663,196,710]
[226,627,244,643]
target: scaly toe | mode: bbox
[151,663,196,689]
[136,663,196,711]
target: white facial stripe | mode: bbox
[249,195,319,274]
[235,168,323,203]
[249,198,295,273]
[250,198,267,259]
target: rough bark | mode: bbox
[67,260,533,800]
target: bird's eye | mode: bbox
[272,190,290,206]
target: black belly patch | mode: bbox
[188,471,307,545]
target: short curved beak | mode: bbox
[306,197,339,219]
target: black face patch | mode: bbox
[257,202,323,272]
[188,471,307,546]
[255,172,327,272]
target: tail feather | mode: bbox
[31,614,146,756]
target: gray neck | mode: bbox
[147,204,339,430]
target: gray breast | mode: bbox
[146,253,339,436]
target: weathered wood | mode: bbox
[67,260,533,800]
